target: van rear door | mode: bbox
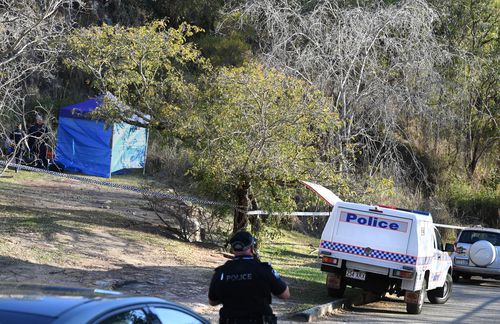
[333,203,413,255]
[300,180,342,206]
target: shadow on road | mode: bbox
[455,278,500,288]
[453,293,500,323]
[0,255,213,301]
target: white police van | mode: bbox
[302,181,453,314]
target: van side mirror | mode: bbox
[444,243,454,252]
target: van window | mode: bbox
[433,228,443,251]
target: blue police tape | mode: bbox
[0,160,238,208]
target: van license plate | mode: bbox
[346,269,366,281]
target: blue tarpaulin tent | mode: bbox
[55,96,148,178]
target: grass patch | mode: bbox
[109,228,173,246]
[259,231,333,310]
[28,244,80,264]
[109,228,209,265]
[0,167,157,188]
[0,207,62,239]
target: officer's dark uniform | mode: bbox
[28,119,48,169]
[208,233,287,324]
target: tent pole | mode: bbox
[142,128,149,176]
[109,124,113,178]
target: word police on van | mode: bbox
[343,212,406,231]
[302,181,454,315]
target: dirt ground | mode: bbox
[0,171,243,321]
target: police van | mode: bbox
[302,181,453,314]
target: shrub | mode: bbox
[439,179,499,228]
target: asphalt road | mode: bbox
[319,277,500,323]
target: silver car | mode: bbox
[450,227,500,282]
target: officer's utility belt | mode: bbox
[220,315,277,324]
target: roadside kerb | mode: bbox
[286,291,381,322]
[285,298,348,322]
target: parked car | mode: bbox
[449,227,500,282]
[0,284,209,324]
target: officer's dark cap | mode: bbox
[229,231,255,251]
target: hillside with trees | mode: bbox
[1,0,498,236]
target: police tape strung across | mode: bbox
[340,211,408,232]
[0,160,237,208]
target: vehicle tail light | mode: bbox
[393,270,414,279]
[322,256,339,265]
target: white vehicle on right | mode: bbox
[450,227,500,282]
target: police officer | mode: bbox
[208,231,290,324]
[28,115,49,169]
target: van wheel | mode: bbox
[328,286,345,298]
[452,272,460,283]
[370,291,386,301]
[327,285,346,298]
[326,273,346,298]
[406,278,426,314]
[428,274,452,304]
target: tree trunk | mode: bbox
[233,181,250,233]
[248,193,260,234]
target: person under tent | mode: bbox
[28,115,49,169]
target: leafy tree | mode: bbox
[438,0,499,179]
[187,62,340,232]
[198,32,251,67]
[65,20,210,131]
[66,21,341,233]
[197,10,256,67]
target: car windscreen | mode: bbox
[458,230,500,246]
[0,311,54,324]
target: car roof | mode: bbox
[0,294,170,318]
[0,284,206,323]
[0,295,92,317]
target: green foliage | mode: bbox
[187,62,342,212]
[438,177,500,228]
[356,177,398,204]
[144,0,225,30]
[198,32,251,67]
[81,0,225,30]
[65,20,210,132]
[436,0,499,179]
[198,10,257,67]
[258,230,331,308]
